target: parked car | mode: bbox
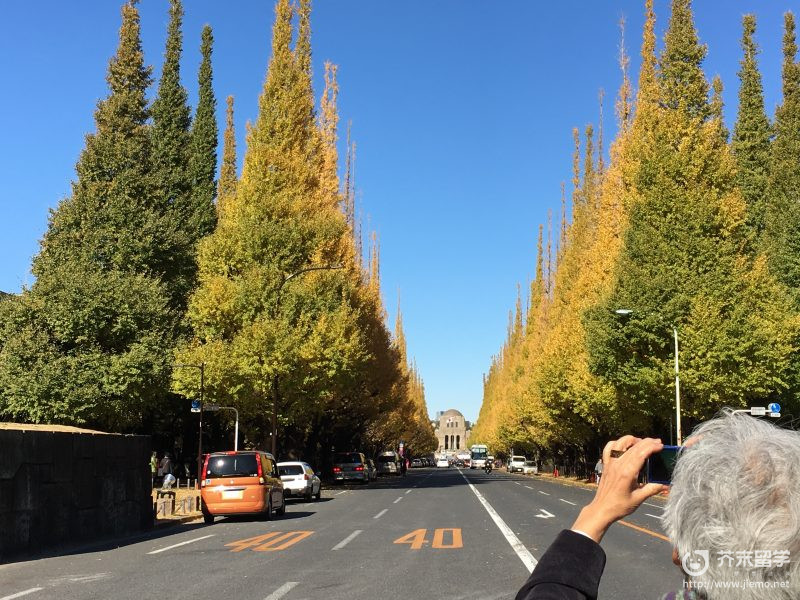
[436,457,449,468]
[332,452,370,483]
[366,458,378,481]
[507,455,527,473]
[200,450,286,524]
[411,458,422,468]
[376,451,401,476]
[278,461,321,501]
[521,461,538,475]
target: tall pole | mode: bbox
[198,363,205,485]
[674,327,682,445]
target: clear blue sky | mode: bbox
[0,1,790,422]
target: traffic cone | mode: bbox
[553,467,559,478]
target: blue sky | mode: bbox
[0,1,791,422]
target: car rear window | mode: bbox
[334,453,363,464]
[512,456,525,462]
[279,465,304,476]
[206,454,259,478]
[378,455,397,463]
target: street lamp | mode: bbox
[270,264,344,456]
[174,362,205,485]
[614,309,682,445]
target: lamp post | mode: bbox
[270,264,343,456]
[614,309,682,445]
[174,362,205,485]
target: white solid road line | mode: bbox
[332,530,363,550]
[0,588,44,600]
[405,489,412,494]
[336,490,349,495]
[645,513,662,519]
[459,470,538,572]
[264,582,299,600]
[373,509,388,519]
[147,534,215,555]
[539,491,550,496]
[559,499,577,506]
[393,497,403,504]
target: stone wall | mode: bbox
[0,424,152,562]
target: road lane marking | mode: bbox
[538,491,550,496]
[645,513,662,519]
[332,530,362,550]
[534,509,555,519]
[459,470,537,571]
[147,534,215,554]
[643,501,663,508]
[0,589,44,600]
[559,499,577,506]
[432,528,463,549]
[525,486,533,490]
[264,582,299,600]
[254,531,313,551]
[405,489,412,494]
[618,520,670,542]
[393,497,403,504]
[336,490,348,495]
[374,509,388,519]
[395,529,428,550]
[513,481,521,485]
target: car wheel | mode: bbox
[276,492,286,516]
[305,489,313,502]
[315,485,321,500]
[264,495,273,521]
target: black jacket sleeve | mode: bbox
[515,530,606,600]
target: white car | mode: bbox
[521,461,538,475]
[278,461,321,501]
[507,455,527,473]
[436,458,449,468]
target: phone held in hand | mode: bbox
[646,445,681,485]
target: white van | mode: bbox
[507,455,527,473]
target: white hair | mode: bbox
[663,409,800,600]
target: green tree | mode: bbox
[0,1,175,430]
[732,14,771,244]
[764,13,800,305]
[217,95,238,216]
[187,24,219,241]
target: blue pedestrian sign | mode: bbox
[768,402,781,413]
[191,399,201,413]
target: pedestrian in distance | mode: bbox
[594,457,603,485]
[514,409,800,600]
[159,453,173,484]
[150,451,158,487]
[400,457,407,477]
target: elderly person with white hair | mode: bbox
[515,410,800,600]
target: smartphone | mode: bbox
[646,445,681,484]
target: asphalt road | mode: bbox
[0,468,683,600]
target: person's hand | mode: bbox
[571,435,667,543]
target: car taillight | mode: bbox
[256,456,266,484]
[333,466,341,473]
[201,455,210,487]
[354,466,364,471]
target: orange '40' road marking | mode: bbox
[225,531,314,552]
[394,528,463,550]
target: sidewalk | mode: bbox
[152,486,202,524]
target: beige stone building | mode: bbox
[433,409,471,455]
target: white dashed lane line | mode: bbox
[559,499,577,506]
[539,491,550,496]
[645,513,662,519]
[393,497,403,504]
[147,534,215,555]
[264,582,299,600]
[373,509,388,519]
[332,530,362,550]
[0,588,44,600]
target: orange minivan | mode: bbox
[200,450,286,524]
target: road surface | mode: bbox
[0,467,683,600]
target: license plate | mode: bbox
[222,490,243,500]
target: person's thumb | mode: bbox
[632,483,667,505]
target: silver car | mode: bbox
[278,461,322,500]
[332,452,370,483]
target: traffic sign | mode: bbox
[769,412,781,419]
[190,400,201,413]
[768,402,781,413]
[750,407,767,416]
